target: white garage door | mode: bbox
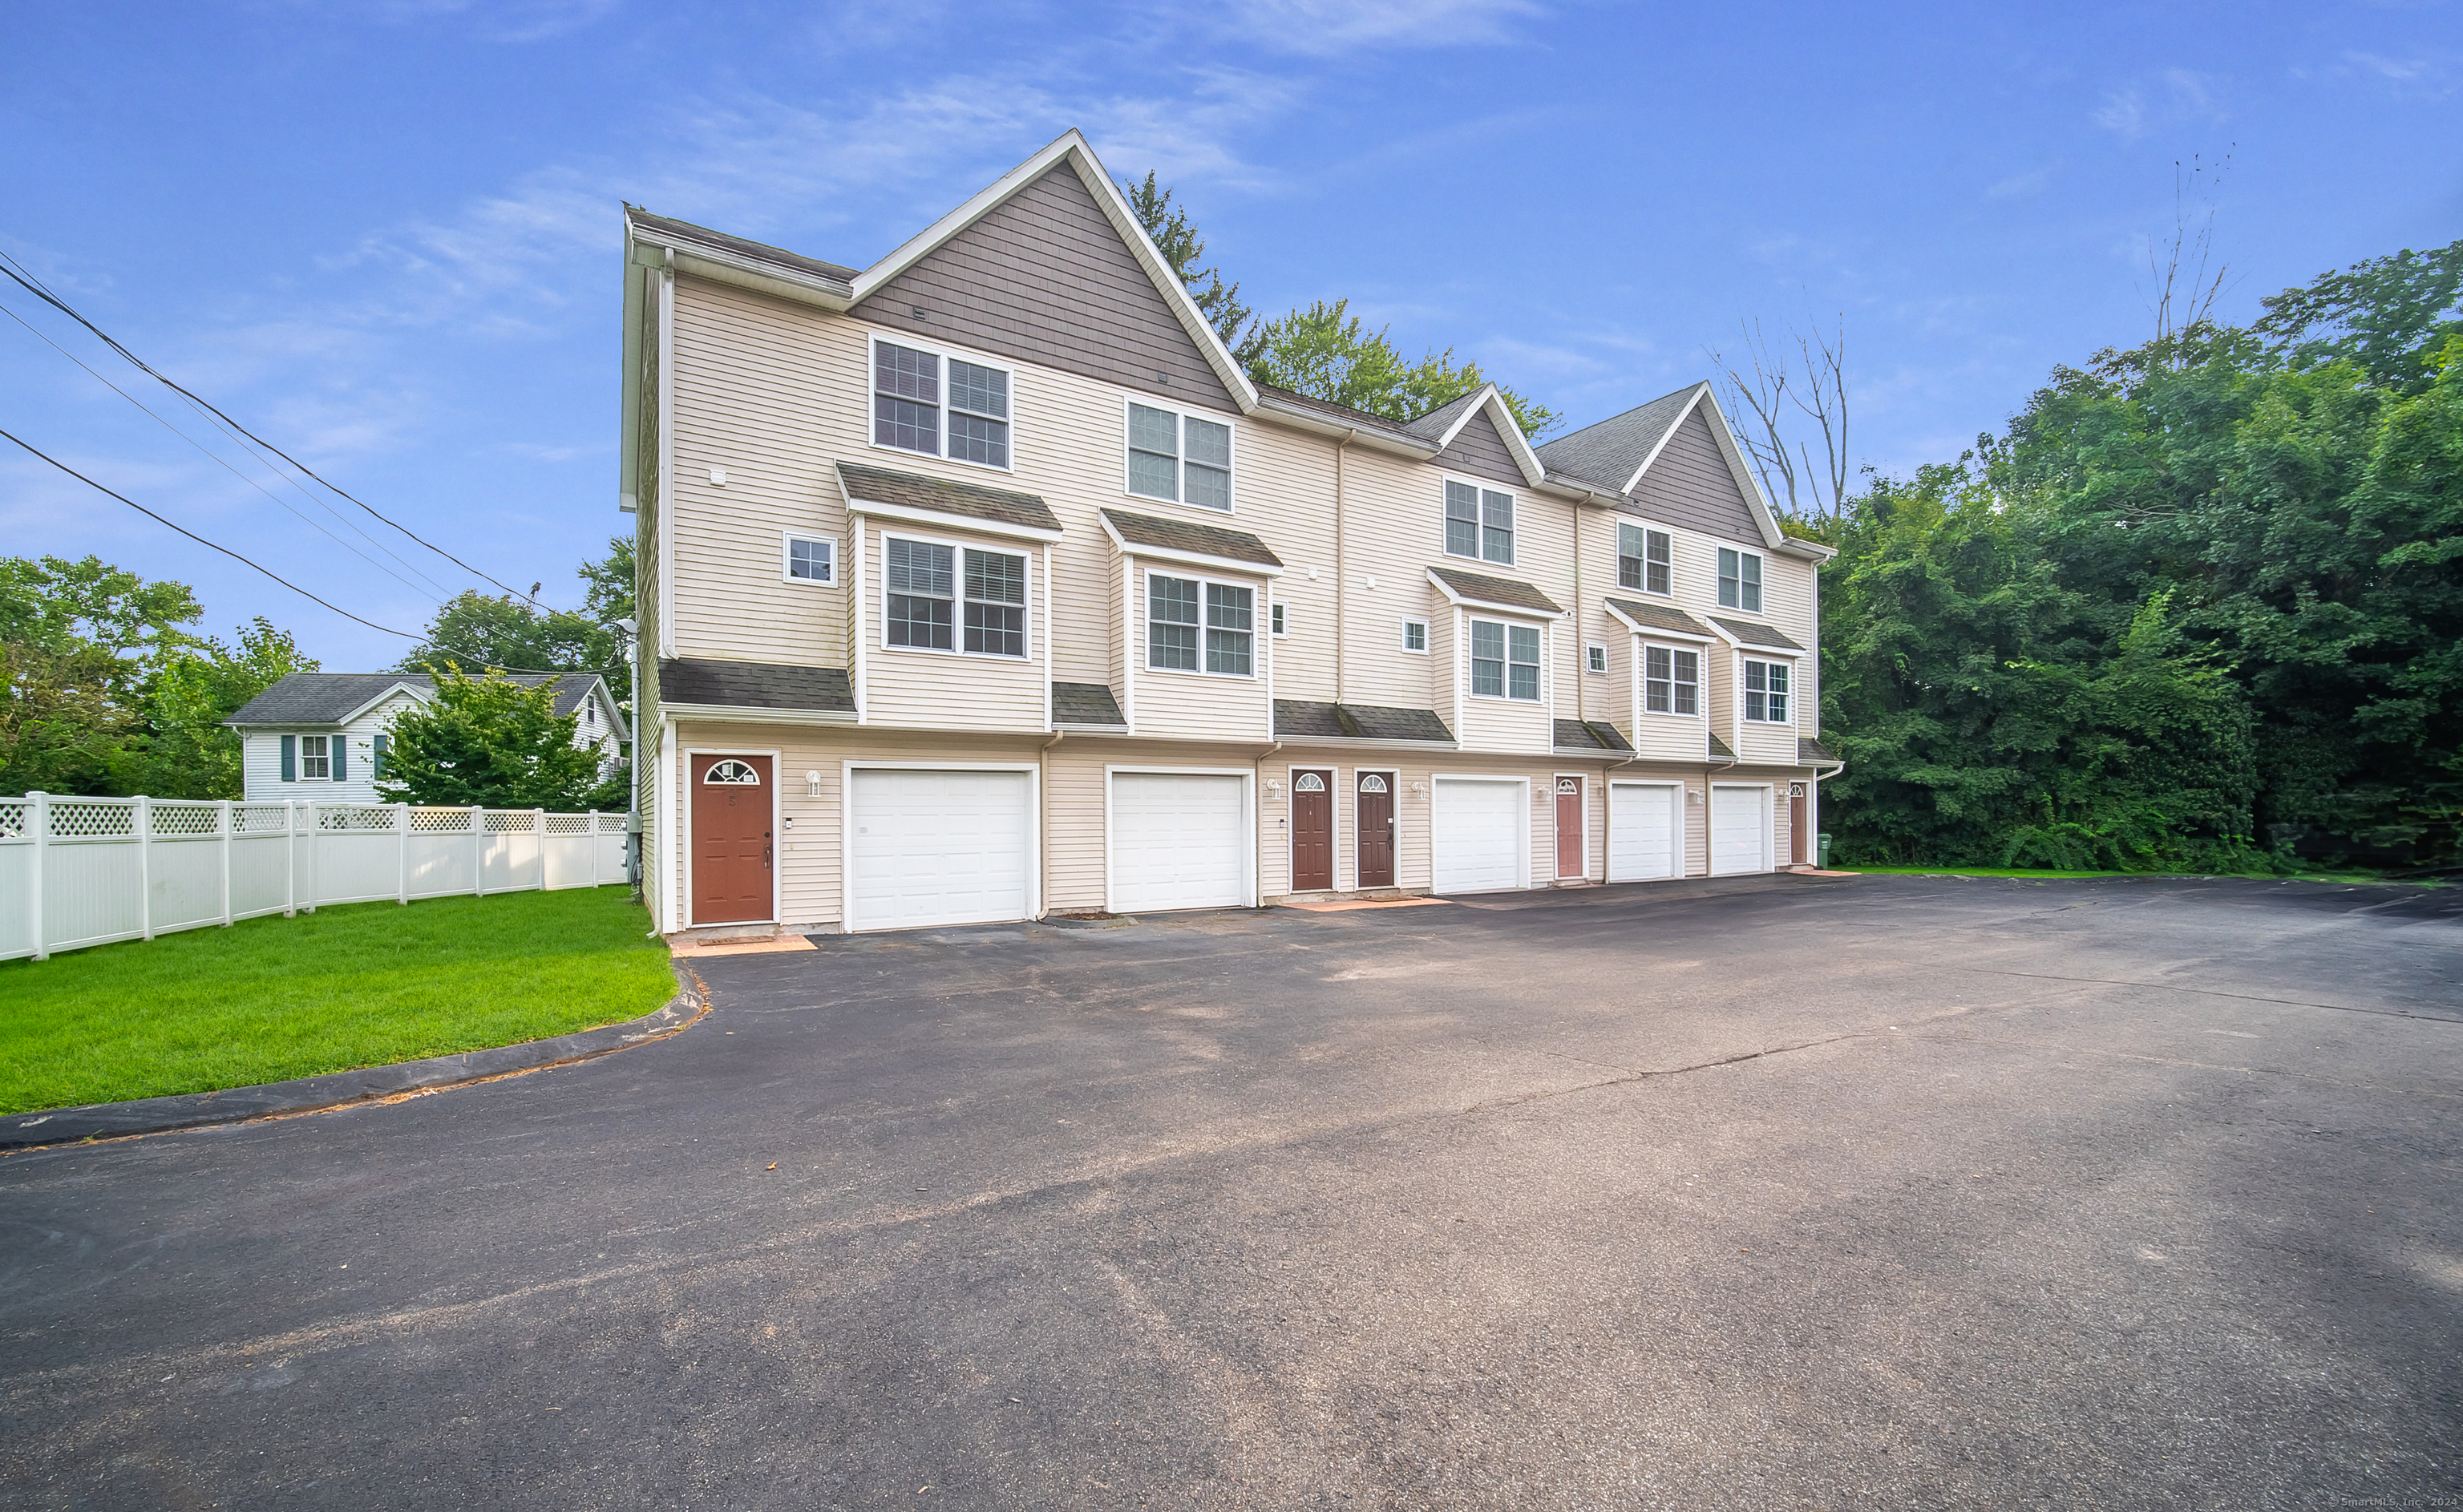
[1432,778,1525,893]
[1608,782,1680,881]
[1111,772,1248,912]
[1709,785,1770,876]
[849,769,1032,931]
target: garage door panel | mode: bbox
[1709,785,1769,876]
[1608,782,1680,881]
[1112,773,1247,912]
[851,770,1032,931]
[1433,778,1523,894]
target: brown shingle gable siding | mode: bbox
[1628,407,1765,547]
[1604,597,1717,638]
[1536,384,1695,491]
[851,165,1237,413]
[659,658,853,712]
[1431,406,1528,490]
[1709,615,1805,651]
[1429,566,1563,615]
[1100,508,1283,567]
[836,462,1062,532]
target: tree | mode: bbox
[1711,315,1851,532]
[396,538,635,723]
[1119,176,1560,439]
[373,668,624,811]
[1,556,201,795]
[2255,237,2463,395]
[129,620,319,800]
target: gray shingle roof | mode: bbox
[837,462,1061,533]
[1429,566,1563,615]
[1605,597,1716,638]
[1404,387,1488,440]
[626,206,858,285]
[1708,616,1805,651]
[1052,682,1125,727]
[1800,737,1837,764]
[1709,730,1737,762]
[1554,719,1634,754]
[1099,507,1282,567]
[1273,701,1455,744]
[1252,384,1423,442]
[659,658,852,713]
[1535,384,1701,493]
[224,671,605,726]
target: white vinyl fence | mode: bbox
[0,793,631,963]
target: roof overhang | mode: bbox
[1098,514,1284,578]
[658,702,861,728]
[1424,567,1566,619]
[1602,601,1717,643]
[844,494,1066,544]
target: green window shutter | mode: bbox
[280,734,296,782]
[372,733,388,780]
[332,736,347,782]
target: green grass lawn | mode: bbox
[1848,865,2414,883]
[0,887,677,1117]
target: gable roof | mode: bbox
[1098,507,1284,571]
[1427,565,1564,616]
[1536,384,1697,491]
[1604,598,1717,640]
[1410,384,1547,488]
[225,671,614,729]
[852,131,1259,410]
[1708,615,1806,652]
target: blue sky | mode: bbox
[2,1,2457,669]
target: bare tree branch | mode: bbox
[2145,150,2234,346]
[1711,312,1852,529]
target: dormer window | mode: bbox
[872,337,1011,469]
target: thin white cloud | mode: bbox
[277,0,621,42]
[1211,0,1547,56]
[2093,88,2146,136]
[1987,163,2059,200]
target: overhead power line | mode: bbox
[0,251,535,602]
[0,427,419,639]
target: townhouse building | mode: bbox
[619,130,1839,937]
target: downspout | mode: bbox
[1256,739,1281,908]
[1335,431,1353,706]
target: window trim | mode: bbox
[1585,642,1608,676]
[1717,546,1765,613]
[1142,567,1258,680]
[865,329,1018,475]
[1269,601,1287,637]
[1121,395,1238,513]
[1440,473,1517,568]
[781,530,837,587]
[300,733,332,781]
[1742,657,1793,725]
[1640,641,1704,720]
[877,528,1033,662]
[1401,618,1429,655]
[1466,616,1545,703]
[1618,519,1674,597]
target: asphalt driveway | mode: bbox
[3,875,2460,1510]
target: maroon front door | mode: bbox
[1790,782,1809,867]
[1555,775,1584,879]
[1292,769,1334,891]
[691,754,772,924]
[1356,772,1396,888]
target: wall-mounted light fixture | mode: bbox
[1264,778,1284,800]
[805,769,823,798]
[1410,781,1428,799]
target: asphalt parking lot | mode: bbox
[2,874,2460,1510]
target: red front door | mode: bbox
[1555,776,1584,879]
[1790,782,1809,867]
[1292,769,1334,891]
[691,754,772,924]
[1356,772,1396,888]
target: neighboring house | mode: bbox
[224,672,629,804]
[619,129,1841,937]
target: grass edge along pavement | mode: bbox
[1847,864,2433,883]
[0,887,677,1117]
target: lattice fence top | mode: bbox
[151,802,223,836]
[409,807,475,833]
[318,805,402,832]
[236,804,293,833]
[51,800,137,838]
[544,814,592,834]
[484,810,537,833]
[0,801,25,839]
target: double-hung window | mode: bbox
[1126,402,1232,509]
[1744,659,1790,722]
[1147,574,1254,675]
[1717,547,1764,612]
[1470,620,1541,701]
[884,538,1029,658]
[872,338,1011,468]
[1620,524,1672,594]
[301,734,330,780]
[1644,645,1700,715]
[1445,480,1515,564]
